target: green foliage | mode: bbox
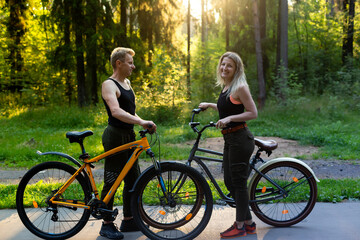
[0,95,359,170]
[190,35,225,104]
[317,179,360,203]
[251,95,360,160]
[269,67,305,107]
[134,47,188,124]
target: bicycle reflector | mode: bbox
[159,210,166,215]
[261,186,267,193]
[186,213,192,221]
[33,201,38,208]
[282,210,289,214]
[293,177,299,182]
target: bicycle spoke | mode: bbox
[132,162,213,240]
[16,162,91,239]
[249,161,317,227]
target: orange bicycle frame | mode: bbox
[49,136,152,209]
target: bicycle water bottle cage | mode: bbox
[66,130,93,144]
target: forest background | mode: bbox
[0,0,360,167]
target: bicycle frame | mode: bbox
[187,110,294,206]
[187,136,298,206]
[49,135,153,210]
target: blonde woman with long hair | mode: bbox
[199,52,258,239]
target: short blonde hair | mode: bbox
[216,52,248,97]
[110,47,135,69]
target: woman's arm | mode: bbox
[198,102,218,111]
[216,85,257,128]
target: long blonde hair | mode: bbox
[216,52,248,97]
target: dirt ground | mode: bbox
[184,136,360,179]
[1,137,359,184]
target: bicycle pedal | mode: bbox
[111,208,119,218]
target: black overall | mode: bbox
[217,90,255,222]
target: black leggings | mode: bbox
[100,125,140,220]
[223,127,255,222]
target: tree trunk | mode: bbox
[129,3,134,36]
[342,0,355,65]
[64,0,72,105]
[201,0,205,44]
[253,0,266,109]
[187,0,191,100]
[276,0,288,101]
[86,0,98,105]
[259,0,269,92]
[72,0,87,107]
[7,0,27,92]
[101,0,114,73]
[225,0,230,50]
[120,0,128,46]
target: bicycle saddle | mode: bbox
[66,130,93,143]
[254,138,278,151]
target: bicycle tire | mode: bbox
[16,161,91,239]
[249,161,317,227]
[131,162,213,240]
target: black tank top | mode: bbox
[217,89,245,128]
[103,78,136,129]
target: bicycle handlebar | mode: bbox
[139,124,155,137]
[189,108,216,133]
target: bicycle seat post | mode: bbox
[65,130,93,160]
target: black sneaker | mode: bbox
[99,222,124,239]
[120,218,140,232]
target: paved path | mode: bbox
[1,202,360,240]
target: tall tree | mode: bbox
[201,0,206,44]
[62,0,73,104]
[342,0,355,65]
[253,0,266,109]
[259,0,269,86]
[119,0,128,47]
[85,0,99,104]
[225,0,230,50]
[72,0,87,107]
[187,0,191,100]
[276,0,288,101]
[6,0,28,91]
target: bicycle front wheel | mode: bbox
[249,161,317,227]
[16,161,91,239]
[131,162,213,240]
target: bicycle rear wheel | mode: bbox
[131,162,213,240]
[16,161,91,239]
[249,161,317,227]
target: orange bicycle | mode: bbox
[16,128,213,240]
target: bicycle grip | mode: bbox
[193,108,204,113]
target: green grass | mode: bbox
[0,95,359,209]
[1,178,359,209]
[1,96,359,169]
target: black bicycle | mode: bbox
[131,109,319,240]
[188,108,319,225]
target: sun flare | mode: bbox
[183,0,205,20]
